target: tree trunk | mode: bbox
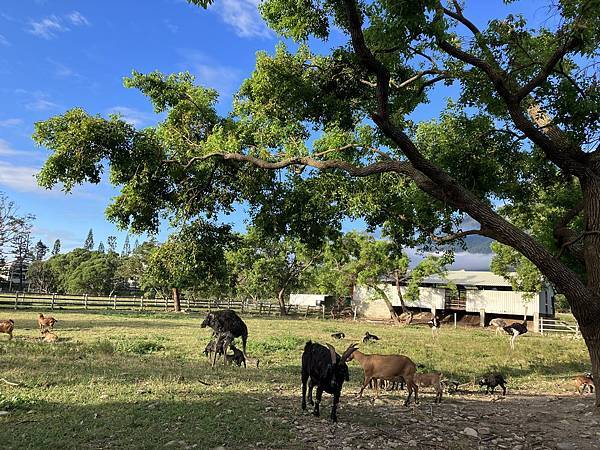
[394,271,413,325]
[372,285,401,325]
[580,321,600,408]
[277,289,287,315]
[172,287,181,312]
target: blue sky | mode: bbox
[0,0,550,258]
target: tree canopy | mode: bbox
[32,0,600,406]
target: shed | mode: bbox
[289,293,333,307]
[353,270,554,326]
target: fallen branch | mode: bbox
[0,378,21,386]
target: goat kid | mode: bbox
[301,341,357,422]
[0,319,14,340]
[37,313,57,332]
[478,373,507,395]
[41,329,58,343]
[225,343,247,368]
[331,332,345,339]
[414,372,443,403]
[362,331,380,343]
[347,349,418,406]
[574,373,594,394]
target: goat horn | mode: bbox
[325,344,337,365]
[340,343,358,363]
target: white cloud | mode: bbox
[15,89,61,111]
[27,15,68,39]
[67,11,90,27]
[210,0,271,38]
[179,50,241,97]
[0,161,39,192]
[164,19,179,34]
[0,34,10,46]
[106,106,152,127]
[0,118,23,127]
[27,12,90,39]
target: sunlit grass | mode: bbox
[0,310,590,448]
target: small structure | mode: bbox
[353,270,554,331]
[289,293,334,307]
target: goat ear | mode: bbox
[325,344,337,365]
[340,343,358,363]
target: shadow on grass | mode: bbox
[0,394,294,449]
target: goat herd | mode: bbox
[197,309,595,423]
[1,309,596,425]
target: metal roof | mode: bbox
[420,270,512,287]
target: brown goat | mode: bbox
[37,313,57,332]
[347,349,418,406]
[574,373,594,394]
[414,372,443,403]
[41,329,58,343]
[0,319,14,340]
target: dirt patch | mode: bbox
[257,390,598,450]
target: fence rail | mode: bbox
[0,292,326,318]
[540,317,580,336]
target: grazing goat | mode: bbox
[0,319,14,340]
[347,349,418,406]
[225,343,246,368]
[37,313,57,332]
[503,320,528,349]
[489,318,508,335]
[427,316,441,338]
[574,373,594,394]
[478,373,507,395]
[41,330,58,343]
[414,373,443,403]
[362,331,380,343]
[203,332,232,360]
[301,341,357,422]
[331,332,345,339]
[201,310,248,365]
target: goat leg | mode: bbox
[301,375,308,410]
[313,387,323,417]
[307,379,314,406]
[331,392,340,423]
[357,376,372,398]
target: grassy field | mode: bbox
[0,310,591,449]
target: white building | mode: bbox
[353,270,554,326]
[289,293,333,307]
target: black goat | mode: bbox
[362,331,380,343]
[225,343,246,368]
[478,373,507,395]
[331,332,345,339]
[201,309,248,365]
[203,331,234,362]
[503,320,528,349]
[301,341,357,422]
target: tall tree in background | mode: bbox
[33,1,600,406]
[121,234,130,256]
[133,238,140,252]
[10,219,33,291]
[34,240,49,261]
[84,229,94,251]
[51,239,61,256]
[98,241,105,253]
[107,236,117,253]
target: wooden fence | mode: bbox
[0,292,326,318]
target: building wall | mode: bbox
[466,289,539,315]
[354,283,554,318]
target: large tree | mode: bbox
[33,0,600,406]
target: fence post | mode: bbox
[14,292,18,310]
[51,293,56,310]
[322,304,325,320]
[533,312,540,333]
[84,293,88,310]
[454,312,457,329]
[140,296,144,311]
[540,317,544,335]
[479,308,486,327]
[113,295,117,310]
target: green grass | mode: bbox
[0,310,590,449]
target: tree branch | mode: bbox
[430,228,485,243]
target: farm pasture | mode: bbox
[0,310,596,449]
